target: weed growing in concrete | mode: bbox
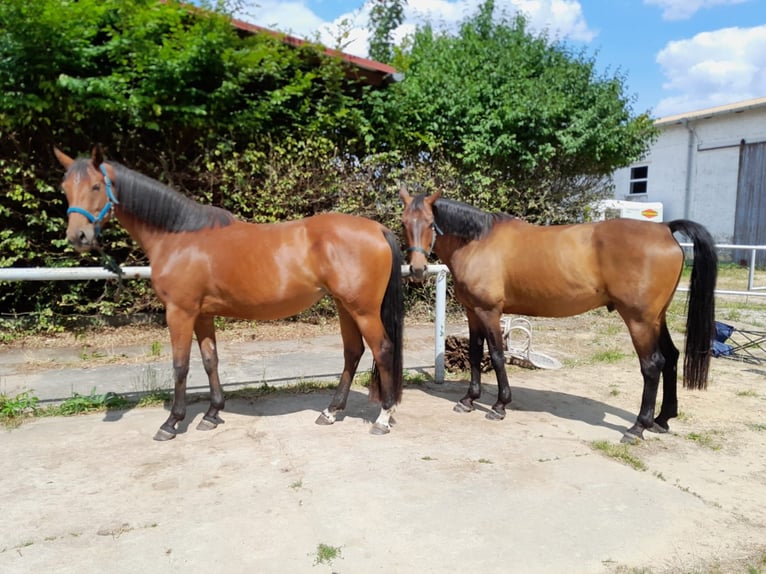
[590,440,646,471]
[313,543,342,566]
[685,431,722,451]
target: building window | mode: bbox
[629,166,648,195]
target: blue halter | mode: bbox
[66,164,119,236]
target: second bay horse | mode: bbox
[55,146,404,439]
[400,188,717,442]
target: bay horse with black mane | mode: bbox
[54,145,403,439]
[400,188,717,442]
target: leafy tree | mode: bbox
[0,0,382,321]
[367,0,406,64]
[0,0,658,327]
[374,1,657,223]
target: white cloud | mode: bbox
[236,1,326,39]
[654,25,766,116]
[236,0,596,58]
[644,0,750,21]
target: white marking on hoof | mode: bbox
[370,422,391,435]
[370,407,395,435]
[315,408,336,425]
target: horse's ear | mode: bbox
[426,189,442,205]
[53,147,74,169]
[399,185,412,206]
[91,144,105,168]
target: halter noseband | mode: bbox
[66,164,119,236]
[407,221,443,258]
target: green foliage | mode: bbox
[368,0,406,63]
[0,391,39,419]
[0,0,380,319]
[55,389,130,415]
[0,0,656,326]
[379,2,656,222]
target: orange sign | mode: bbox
[641,209,659,219]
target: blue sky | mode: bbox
[235,0,766,119]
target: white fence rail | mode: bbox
[0,266,152,281]
[0,264,451,382]
[679,242,766,293]
[2,242,765,381]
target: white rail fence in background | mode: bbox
[0,263,451,382]
[2,243,765,382]
[678,242,766,294]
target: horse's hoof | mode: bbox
[649,421,669,434]
[153,427,176,441]
[453,401,474,414]
[370,422,391,435]
[485,408,506,421]
[196,417,219,431]
[620,432,643,444]
[315,412,335,426]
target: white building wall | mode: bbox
[691,146,739,241]
[610,98,766,243]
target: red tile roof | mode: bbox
[230,16,398,87]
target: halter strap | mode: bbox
[406,221,443,258]
[66,164,119,236]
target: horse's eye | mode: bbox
[91,184,100,192]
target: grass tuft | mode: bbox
[590,440,646,471]
[313,543,342,566]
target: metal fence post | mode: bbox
[434,266,447,383]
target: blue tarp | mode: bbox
[712,321,735,357]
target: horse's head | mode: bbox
[399,186,443,283]
[54,145,119,252]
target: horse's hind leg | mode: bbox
[653,321,679,433]
[316,304,364,426]
[357,314,398,435]
[478,308,511,421]
[623,321,665,443]
[154,305,196,441]
[194,314,225,431]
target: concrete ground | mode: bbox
[1,321,765,574]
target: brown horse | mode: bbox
[54,145,403,439]
[400,188,717,442]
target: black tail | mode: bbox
[370,229,404,405]
[669,220,717,390]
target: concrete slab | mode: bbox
[1,322,765,573]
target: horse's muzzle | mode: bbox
[67,226,98,252]
[408,264,427,283]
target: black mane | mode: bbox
[70,159,235,232]
[429,197,514,240]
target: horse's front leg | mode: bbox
[154,306,196,441]
[194,314,225,431]
[454,310,485,414]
